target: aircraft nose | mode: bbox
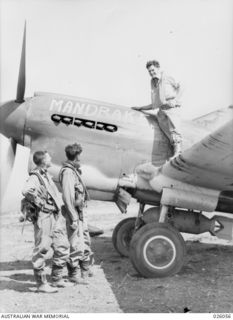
[0,100,27,145]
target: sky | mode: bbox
[0,0,232,119]
[0,0,233,211]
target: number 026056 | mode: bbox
[213,314,231,319]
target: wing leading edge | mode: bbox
[161,118,233,191]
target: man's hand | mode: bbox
[131,106,142,111]
[161,103,181,110]
[37,186,48,200]
[160,103,171,110]
[43,204,56,212]
[70,220,78,230]
[75,198,84,210]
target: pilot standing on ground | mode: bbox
[59,143,93,285]
[132,60,182,158]
[22,151,70,293]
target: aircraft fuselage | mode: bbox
[0,91,208,201]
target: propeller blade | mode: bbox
[15,22,26,103]
[0,137,17,210]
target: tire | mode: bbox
[129,222,186,278]
[112,217,137,257]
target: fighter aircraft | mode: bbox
[1,24,233,278]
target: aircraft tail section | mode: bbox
[192,105,233,131]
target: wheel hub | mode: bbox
[143,235,176,270]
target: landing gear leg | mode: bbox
[111,203,146,257]
[135,202,145,231]
[159,205,169,223]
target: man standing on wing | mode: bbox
[132,60,182,158]
[59,143,92,284]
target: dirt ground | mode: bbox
[1,200,233,313]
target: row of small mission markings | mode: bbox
[51,113,118,133]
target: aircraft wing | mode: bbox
[123,117,233,213]
[160,118,233,191]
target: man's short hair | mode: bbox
[65,143,82,161]
[33,151,47,166]
[146,60,160,69]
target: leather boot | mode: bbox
[80,270,90,283]
[67,263,88,285]
[88,254,95,277]
[171,142,182,159]
[80,260,90,283]
[51,265,73,288]
[80,259,94,277]
[34,270,58,293]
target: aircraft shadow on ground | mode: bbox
[1,235,233,311]
[91,235,233,313]
[0,278,35,293]
[0,260,32,271]
[0,260,35,292]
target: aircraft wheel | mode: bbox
[112,217,137,257]
[129,222,186,278]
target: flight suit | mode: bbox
[59,162,92,280]
[151,72,182,152]
[22,168,69,287]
